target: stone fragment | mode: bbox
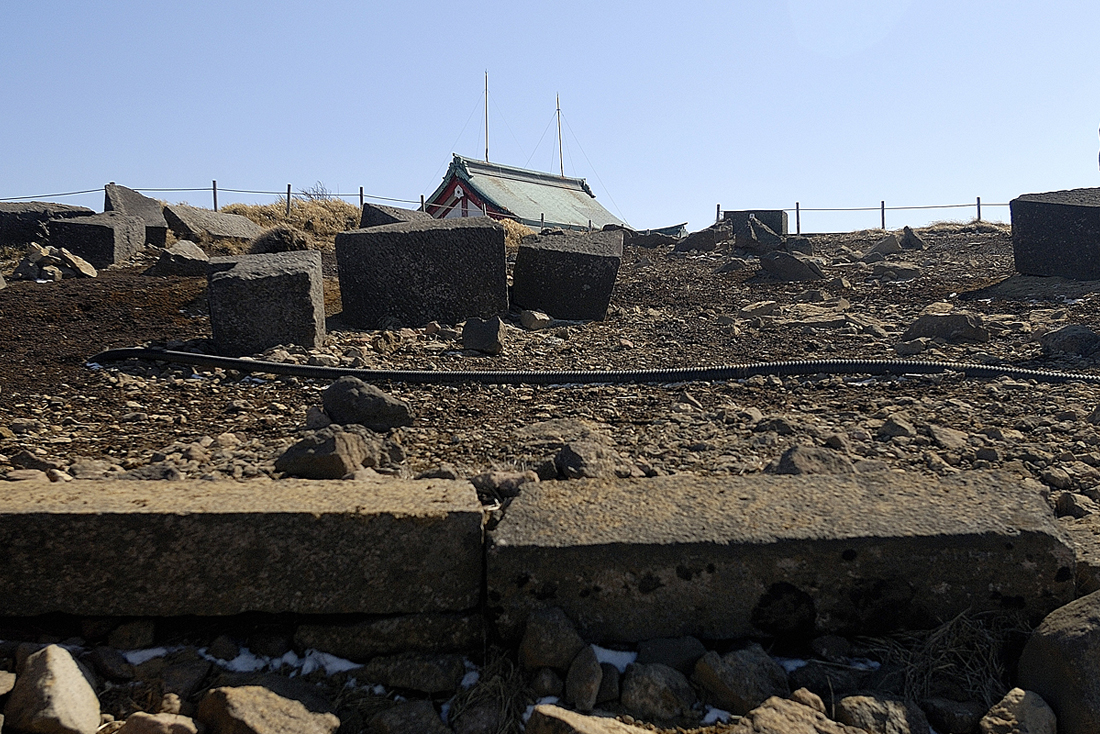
[321,377,413,431]
[691,645,789,715]
[513,230,623,320]
[526,704,651,733]
[91,647,135,681]
[620,663,696,722]
[900,226,926,250]
[293,613,482,661]
[895,338,930,356]
[1011,187,1100,279]
[0,202,93,246]
[207,251,325,357]
[760,251,825,281]
[109,620,156,650]
[163,204,263,244]
[487,473,1074,642]
[462,316,506,354]
[791,688,827,714]
[739,300,778,318]
[519,607,587,672]
[879,414,917,438]
[197,686,339,734]
[1040,324,1100,356]
[555,440,622,479]
[978,688,1055,734]
[359,652,465,694]
[596,663,620,704]
[358,203,433,229]
[520,309,554,330]
[1017,590,1100,733]
[872,261,921,281]
[145,240,209,278]
[674,225,727,253]
[104,183,169,247]
[901,312,990,343]
[0,671,16,695]
[531,668,565,697]
[774,445,855,475]
[469,470,538,498]
[0,272,5,289]
[116,711,199,734]
[565,645,602,711]
[872,234,903,255]
[836,695,929,734]
[730,696,865,734]
[921,697,986,734]
[368,699,448,734]
[3,644,101,734]
[336,217,507,329]
[0,479,482,616]
[48,212,145,268]
[715,257,747,273]
[275,426,371,479]
[928,425,969,451]
[5,469,49,481]
[635,636,707,677]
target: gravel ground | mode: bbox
[2,223,1100,512]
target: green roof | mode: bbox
[426,154,627,231]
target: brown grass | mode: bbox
[221,198,361,250]
[501,218,535,253]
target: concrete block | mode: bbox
[335,217,507,329]
[359,202,433,229]
[0,478,484,616]
[0,202,94,247]
[487,471,1073,643]
[1011,187,1100,279]
[164,204,263,243]
[511,230,623,320]
[207,251,325,357]
[104,183,169,247]
[723,209,789,236]
[47,211,145,268]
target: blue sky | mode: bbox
[2,1,1099,233]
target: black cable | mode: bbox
[87,347,1100,386]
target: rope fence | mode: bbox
[2,182,1010,234]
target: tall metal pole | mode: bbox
[484,71,489,163]
[556,93,564,177]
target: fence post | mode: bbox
[881,201,885,230]
[795,202,800,235]
[716,203,721,223]
[976,196,981,222]
[420,194,425,212]
[212,180,218,212]
[286,184,292,217]
[359,186,364,210]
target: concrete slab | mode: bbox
[207,251,325,357]
[1011,187,1100,279]
[0,478,484,617]
[0,202,93,246]
[487,472,1073,643]
[48,211,145,268]
[359,203,433,229]
[335,217,507,329]
[723,209,788,236]
[512,230,623,320]
[164,204,263,244]
[104,183,169,247]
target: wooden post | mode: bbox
[541,213,545,227]
[716,203,721,223]
[976,196,982,222]
[286,184,292,217]
[588,219,592,231]
[212,180,218,211]
[359,186,364,209]
[796,202,801,235]
[420,194,425,212]
[881,200,885,230]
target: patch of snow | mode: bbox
[523,696,560,724]
[201,647,267,673]
[122,647,171,665]
[847,657,881,671]
[461,670,480,689]
[299,649,361,676]
[703,706,731,724]
[592,645,636,673]
[774,657,808,674]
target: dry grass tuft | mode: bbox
[918,219,1011,236]
[447,648,532,734]
[857,611,1028,708]
[500,218,535,253]
[221,198,360,250]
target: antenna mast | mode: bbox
[556,93,564,177]
[484,71,489,162]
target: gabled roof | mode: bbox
[425,154,627,231]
